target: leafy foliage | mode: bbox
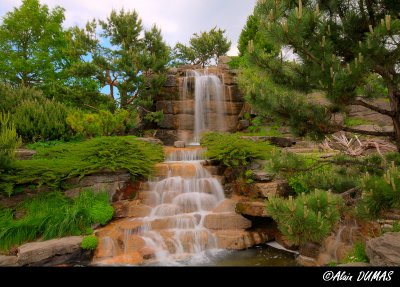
[81,235,99,250]
[266,190,344,245]
[0,136,164,196]
[238,0,400,145]
[0,190,113,251]
[66,109,136,138]
[94,10,170,109]
[201,132,273,167]
[357,164,400,218]
[174,27,231,67]
[0,113,22,170]
[0,0,66,87]
[12,98,71,142]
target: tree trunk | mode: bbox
[389,87,400,151]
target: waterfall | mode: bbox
[181,70,227,143]
[94,147,227,265]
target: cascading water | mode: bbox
[181,70,227,143]
[94,147,227,265]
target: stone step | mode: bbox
[213,229,269,250]
[112,200,152,218]
[251,181,292,198]
[236,201,270,217]
[203,212,251,230]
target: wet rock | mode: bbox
[275,232,298,251]
[204,212,251,230]
[17,236,83,266]
[154,129,178,146]
[112,200,152,218]
[296,255,318,266]
[96,253,143,266]
[212,199,237,213]
[214,230,268,250]
[299,242,322,259]
[366,232,400,266]
[139,247,156,260]
[124,235,146,253]
[174,141,186,148]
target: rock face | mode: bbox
[366,232,400,266]
[112,200,152,218]
[253,180,292,198]
[236,201,270,217]
[154,60,245,145]
[0,255,18,266]
[213,229,270,250]
[64,170,131,200]
[16,236,83,266]
[203,212,252,230]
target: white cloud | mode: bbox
[0,0,256,56]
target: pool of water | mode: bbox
[198,245,298,267]
[142,244,299,267]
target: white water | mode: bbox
[130,148,225,265]
[182,70,227,143]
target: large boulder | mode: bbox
[366,232,400,266]
[212,199,237,213]
[0,255,18,266]
[204,212,251,230]
[236,201,270,217]
[213,230,269,250]
[17,236,83,266]
[253,180,292,198]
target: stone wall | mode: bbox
[154,57,245,145]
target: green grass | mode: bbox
[1,136,164,196]
[201,132,274,167]
[0,190,113,251]
[343,241,368,263]
[344,117,372,127]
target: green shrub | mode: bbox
[201,132,273,167]
[81,235,99,251]
[12,98,71,142]
[343,241,368,263]
[0,136,164,196]
[357,164,400,218]
[0,84,45,113]
[266,190,344,245]
[0,190,113,251]
[288,166,358,194]
[0,113,22,170]
[66,109,136,138]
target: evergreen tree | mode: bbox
[239,0,400,149]
[174,27,231,67]
[94,9,170,109]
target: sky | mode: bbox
[0,0,257,55]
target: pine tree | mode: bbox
[239,0,400,150]
[174,27,231,67]
[94,9,170,109]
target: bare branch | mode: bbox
[352,99,395,117]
